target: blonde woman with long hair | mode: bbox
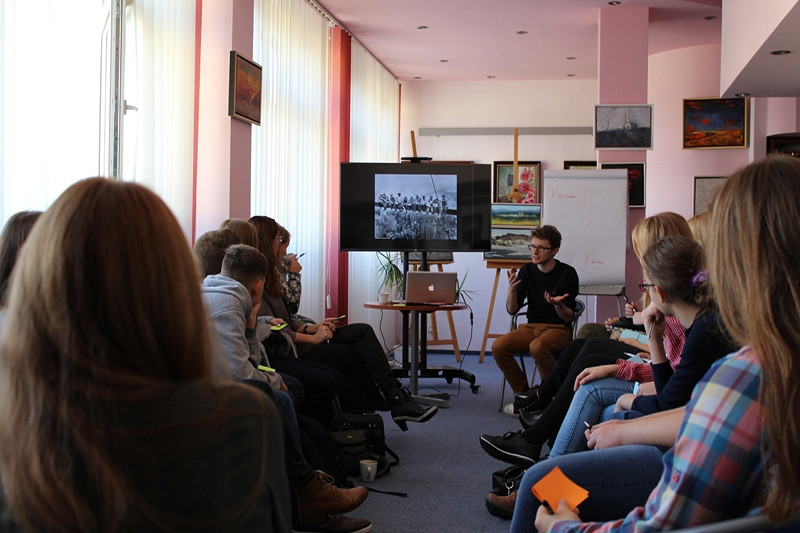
[534,155,800,531]
[0,179,291,532]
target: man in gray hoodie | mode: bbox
[200,242,371,532]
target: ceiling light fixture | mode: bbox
[704,16,717,21]
[440,59,449,63]
[567,74,576,77]
[516,30,528,35]
[566,56,576,60]
[771,50,791,55]
[417,25,428,30]
[735,92,750,98]
[487,75,496,79]
[608,1,621,5]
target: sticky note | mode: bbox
[532,466,589,512]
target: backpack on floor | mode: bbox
[296,413,351,487]
[329,412,399,478]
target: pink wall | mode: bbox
[647,44,750,218]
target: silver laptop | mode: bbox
[404,271,458,305]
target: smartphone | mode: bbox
[270,323,288,331]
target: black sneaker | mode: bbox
[479,431,542,466]
[518,388,551,413]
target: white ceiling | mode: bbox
[315,0,800,97]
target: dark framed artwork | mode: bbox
[491,203,541,227]
[683,97,748,149]
[492,161,542,203]
[693,176,726,215]
[563,160,597,170]
[594,104,653,149]
[228,51,262,125]
[600,162,646,207]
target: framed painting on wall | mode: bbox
[683,97,748,149]
[228,51,262,125]
[600,162,646,207]
[594,104,653,149]
[493,161,542,203]
[693,176,726,215]
[563,160,597,170]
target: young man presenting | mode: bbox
[491,225,579,416]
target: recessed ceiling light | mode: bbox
[771,50,791,55]
[566,56,576,60]
[608,1,621,5]
[735,92,750,97]
[440,59,449,63]
[417,25,428,30]
[704,16,717,21]
[567,74,576,77]
[516,30,528,35]
[487,75,496,79]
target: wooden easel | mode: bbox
[478,259,528,362]
[409,261,461,362]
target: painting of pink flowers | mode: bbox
[493,161,541,203]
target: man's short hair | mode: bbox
[193,229,241,277]
[530,225,562,249]
[221,244,269,287]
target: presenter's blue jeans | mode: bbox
[549,377,635,457]
[509,445,664,532]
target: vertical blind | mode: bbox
[252,0,330,321]
[348,40,400,341]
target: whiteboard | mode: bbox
[542,169,628,295]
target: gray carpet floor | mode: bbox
[348,352,530,533]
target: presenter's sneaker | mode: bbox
[485,490,517,520]
[293,514,372,533]
[297,471,369,521]
[385,386,438,431]
[479,431,542,466]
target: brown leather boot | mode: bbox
[485,490,517,519]
[297,470,369,521]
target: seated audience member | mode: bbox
[197,225,345,426]
[481,235,732,468]
[0,179,291,531]
[199,243,369,531]
[524,155,800,532]
[493,225,580,413]
[193,228,240,277]
[0,210,42,328]
[547,235,735,457]
[250,215,437,430]
[219,217,259,248]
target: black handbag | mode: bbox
[329,413,399,477]
[490,464,528,496]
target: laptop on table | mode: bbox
[404,271,458,305]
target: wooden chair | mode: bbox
[497,299,585,411]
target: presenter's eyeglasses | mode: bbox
[638,281,656,293]
[528,244,553,252]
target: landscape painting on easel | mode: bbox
[484,228,534,260]
[491,203,541,227]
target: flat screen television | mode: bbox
[339,162,491,252]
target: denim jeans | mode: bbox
[549,377,635,457]
[509,445,664,532]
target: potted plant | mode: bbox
[376,251,403,303]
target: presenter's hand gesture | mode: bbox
[506,268,521,291]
